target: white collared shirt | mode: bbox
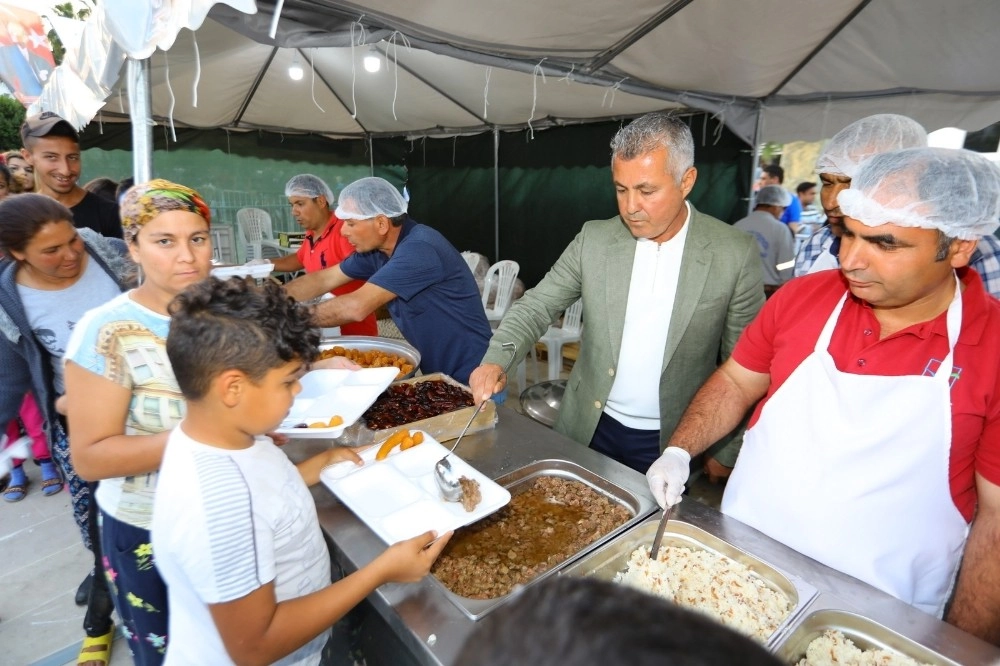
[604,202,691,430]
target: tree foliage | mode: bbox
[46,2,92,66]
[0,95,27,150]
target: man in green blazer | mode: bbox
[470,112,765,473]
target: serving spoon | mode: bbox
[435,342,517,502]
[650,501,675,561]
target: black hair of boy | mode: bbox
[454,577,784,666]
[166,277,320,400]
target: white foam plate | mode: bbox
[321,431,511,544]
[275,367,398,438]
[211,263,275,279]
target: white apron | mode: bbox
[722,280,969,616]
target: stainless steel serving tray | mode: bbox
[428,458,657,621]
[560,517,818,648]
[774,608,961,665]
[319,335,420,379]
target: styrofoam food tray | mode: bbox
[211,262,274,279]
[275,367,398,438]
[320,431,511,544]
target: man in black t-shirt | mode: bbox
[20,112,123,239]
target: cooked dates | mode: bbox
[363,380,474,430]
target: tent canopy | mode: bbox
[36,0,1000,145]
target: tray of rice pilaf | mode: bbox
[560,516,818,647]
[774,608,960,666]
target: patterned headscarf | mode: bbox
[120,179,211,243]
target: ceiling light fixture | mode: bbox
[288,51,304,81]
[363,45,381,73]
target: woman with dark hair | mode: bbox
[3,150,34,193]
[0,193,130,664]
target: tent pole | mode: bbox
[368,135,374,175]
[748,106,764,216]
[127,58,153,183]
[493,128,500,263]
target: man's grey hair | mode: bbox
[610,112,695,183]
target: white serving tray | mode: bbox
[320,431,511,544]
[211,262,275,279]
[275,367,398,438]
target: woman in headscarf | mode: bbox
[64,180,214,665]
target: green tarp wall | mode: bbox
[79,114,751,287]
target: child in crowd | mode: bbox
[2,393,60,501]
[152,277,451,665]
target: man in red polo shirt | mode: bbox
[271,174,378,336]
[646,147,1000,644]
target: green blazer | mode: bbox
[483,205,765,453]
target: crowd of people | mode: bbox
[1,105,999,666]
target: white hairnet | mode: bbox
[815,114,927,178]
[335,177,408,220]
[285,174,334,202]
[837,147,1000,241]
[756,185,792,207]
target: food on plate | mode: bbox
[400,431,425,451]
[375,429,411,460]
[432,476,630,599]
[613,544,791,642]
[363,380,474,430]
[318,346,414,379]
[797,630,932,666]
[292,414,345,429]
[458,477,482,512]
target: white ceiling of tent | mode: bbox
[34,0,1000,144]
[94,17,678,139]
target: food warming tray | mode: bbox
[560,517,818,648]
[773,608,961,665]
[427,458,656,621]
[319,335,421,380]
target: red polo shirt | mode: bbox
[296,214,378,336]
[732,268,1000,522]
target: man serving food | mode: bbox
[283,177,491,385]
[646,146,1000,644]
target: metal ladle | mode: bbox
[435,342,517,502]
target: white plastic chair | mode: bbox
[532,298,583,381]
[235,207,296,263]
[481,260,519,323]
[461,251,479,274]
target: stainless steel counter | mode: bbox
[288,407,1000,666]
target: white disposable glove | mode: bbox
[646,447,691,509]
